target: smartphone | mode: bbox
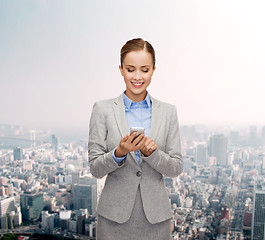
[130,127,145,141]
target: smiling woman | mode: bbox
[88,38,182,240]
[118,40,156,102]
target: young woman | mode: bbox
[88,38,182,240]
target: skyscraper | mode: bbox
[73,184,97,215]
[72,170,85,185]
[208,134,228,166]
[252,190,265,240]
[195,144,207,165]
[0,197,15,217]
[20,191,44,222]
[51,134,59,152]
[13,147,23,160]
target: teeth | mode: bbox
[132,83,143,86]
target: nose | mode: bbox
[134,70,142,80]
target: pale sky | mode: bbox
[0,0,265,138]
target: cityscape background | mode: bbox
[0,124,264,239]
[1,1,265,240]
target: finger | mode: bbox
[134,133,146,146]
[145,140,158,151]
[147,144,155,151]
[146,141,155,149]
[138,138,150,150]
[144,139,153,148]
[149,144,158,151]
[121,134,130,143]
[127,132,137,143]
[134,136,147,150]
[137,135,147,146]
[133,133,145,145]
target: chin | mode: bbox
[132,89,146,95]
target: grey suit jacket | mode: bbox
[88,93,182,224]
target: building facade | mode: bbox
[20,191,44,222]
[73,184,97,215]
[252,190,265,240]
[209,134,228,166]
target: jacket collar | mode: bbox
[112,92,162,154]
[122,91,152,110]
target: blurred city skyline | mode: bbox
[0,118,264,238]
[1,0,265,135]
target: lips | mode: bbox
[131,82,144,88]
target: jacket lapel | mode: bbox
[148,95,162,143]
[112,94,139,165]
[112,94,129,137]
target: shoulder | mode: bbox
[150,95,177,112]
[91,95,122,117]
[93,95,121,109]
[150,96,179,122]
[93,97,116,108]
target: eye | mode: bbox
[127,69,134,72]
[142,69,149,73]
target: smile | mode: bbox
[131,82,144,86]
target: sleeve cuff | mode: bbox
[112,147,127,163]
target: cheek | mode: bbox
[145,74,153,82]
[124,73,133,81]
[124,75,130,81]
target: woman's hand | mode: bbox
[140,137,158,157]
[115,132,147,157]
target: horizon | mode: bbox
[1,121,265,144]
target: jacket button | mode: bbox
[136,171,142,177]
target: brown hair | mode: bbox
[120,38,156,69]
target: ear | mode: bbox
[119,65,124,77]
[151,66,156,75]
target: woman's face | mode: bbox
[119,50,156,102]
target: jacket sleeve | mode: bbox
[88,102,126,179]
[141,105,182,178]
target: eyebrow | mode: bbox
[125,65,150,68]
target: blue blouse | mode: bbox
[112,91,152,163]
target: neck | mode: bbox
[125,90,147,102]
